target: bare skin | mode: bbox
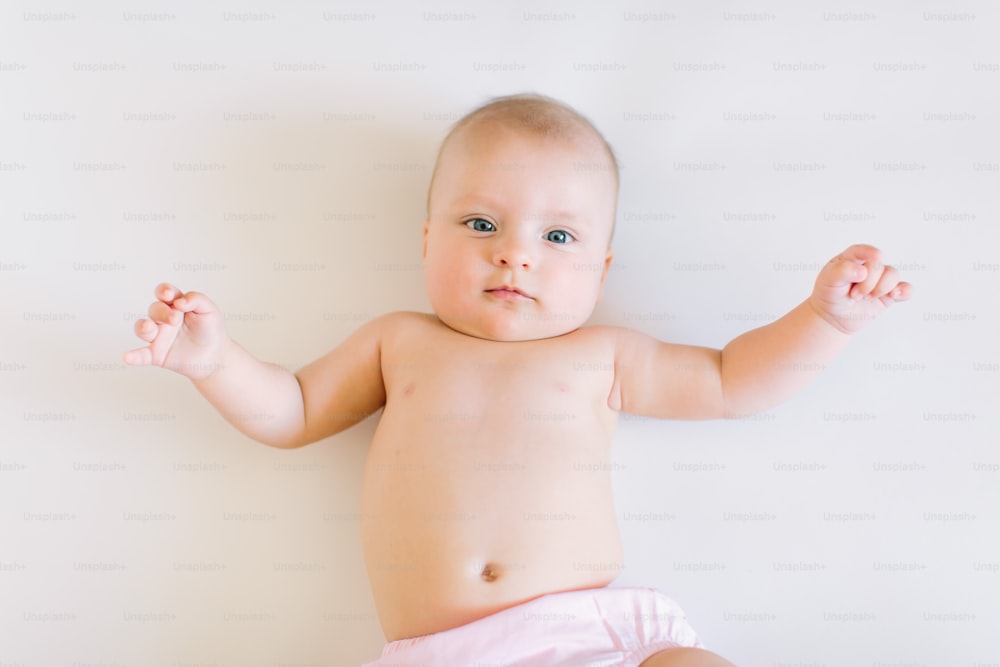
[362,313,624,638]
[124,121,911,659]
[639,648,738,667]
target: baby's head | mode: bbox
[423,93,619,342]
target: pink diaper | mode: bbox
[362,585,706,667]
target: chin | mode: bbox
[440,312,581,342]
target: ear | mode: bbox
[596,245,614,301]
[422,219,430,259]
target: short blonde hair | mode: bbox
[427,93,619,223]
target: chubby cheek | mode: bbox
[425,262,457,312]
[425,241,477,306]
[564,262,607,315]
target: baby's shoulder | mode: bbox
[365,310,450,347]
[569,323,631,348]
[566,324,669,362]
[371,310,437,328]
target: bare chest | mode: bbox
[380,323,617,429]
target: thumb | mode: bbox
[818,257,866,291]
[122,346,152,366]
[173,291,218,315]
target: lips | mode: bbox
[486,285,533,300]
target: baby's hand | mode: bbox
[809,244,913,335]
[123,283,230,380]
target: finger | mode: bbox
[155,282,184,306]
[868,265,901,299]
[836,244,882,265]
[133,318,159,343]
[819,257,867,290]
[879,280,913,306]
[833,244,883,298]
[173,290,217,315]
[122,346,153,366]
[148,300,182,326]
[845,250,886,299]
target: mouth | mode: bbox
[485,286,533,300]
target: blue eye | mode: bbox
[545,229,573,244]
[466,218,496,232]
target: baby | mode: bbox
[124,94,911,666]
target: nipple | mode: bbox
[480,562,500,582]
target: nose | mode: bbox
[492,233,533,270]
[493,238,535,270]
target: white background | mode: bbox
[1,2,998,665]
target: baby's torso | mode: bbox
[360,313,625,640]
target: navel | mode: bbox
[480,562,500,582]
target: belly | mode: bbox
[360,409,624,641]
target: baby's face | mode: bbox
[423,124,616,341]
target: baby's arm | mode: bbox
[124,283,385,448]
[612,245,912,419]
